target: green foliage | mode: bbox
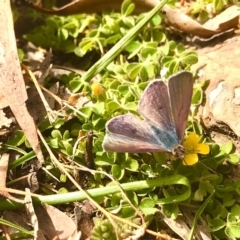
[24,1,196,79]
[90,218,140,240]
[7,0,240,239]
[189,0,235,22]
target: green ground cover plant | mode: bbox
[1,0,240,239]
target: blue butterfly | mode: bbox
[102,71,194,158]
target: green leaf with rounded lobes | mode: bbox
[106,101,122,112]
[228,154,240,164]
[123,159,139,171]
[111,164,125,180]
[95,154,115,166]
[210,218,226,232]
[127,63,142,80]
[51,130,62,140]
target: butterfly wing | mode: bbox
[168,71,194,141]
[138,80,177,136]
[103,114,173,152]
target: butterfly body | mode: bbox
[148,124,180,152]
[103,71,194,157]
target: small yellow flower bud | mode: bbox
[91,82,104,96]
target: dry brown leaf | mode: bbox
[163,5,240,39]
[35,204,80,240]
[0,1,44,167]
[0,154,25,204]
[25,188,46,240]
[163,6,219,38]
[160,212,191,239]
[29,0,158,15]
[203,5,240,31]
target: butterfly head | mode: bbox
[172,144,185,159]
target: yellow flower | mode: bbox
[182,132,210,166]
[91,82,104,96]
